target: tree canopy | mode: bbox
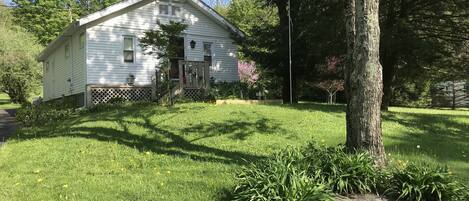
[0,5,42,103]
[12,0,121,45]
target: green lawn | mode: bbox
[0,93,20,110]
[0,103,467,200]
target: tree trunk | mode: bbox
[381,53,397,111]
[345,0,386,166]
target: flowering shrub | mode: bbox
[238,61,259,86]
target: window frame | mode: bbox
[123,36,135,63]
[65,43,71,59]
[203,42,213,67]
[44,61,49,73]
[159,4,169,15]
[172,5,181,17]
[79,33,85,49]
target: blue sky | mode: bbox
[3,0,229,6]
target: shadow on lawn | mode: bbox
[182,111,286,142]
[15,104,269,165]
[382,111,469,165]
[274,102,346,113]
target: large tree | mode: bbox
[12,0,121,45]
[345,0,386,165]
[228,0,346,103]
[0,5,42,103]
[379,0,469,110]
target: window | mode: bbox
[123,36,135,63]
[65,43,70,58]
[204,42,212,67]
[79,33,85,49]
[172,6,181,16]
[45,61,49,73]
[159,5,169,15]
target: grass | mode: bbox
[0,103,467,200]
[0,93,20,110]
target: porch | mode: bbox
[86,60,210,106]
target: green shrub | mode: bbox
[209,81,259,100]
[382,163,468,201]
[232,147,332,201]
[302,143,378,195]
[16,103,76,126]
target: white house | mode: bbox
[38,0,244,106]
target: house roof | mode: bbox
[38,0,244,61]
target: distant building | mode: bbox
[432,80,469,108]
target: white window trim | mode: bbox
[123,35,136,64]
[158,2,184,18]
[158,3,170,16]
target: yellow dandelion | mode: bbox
[160,182,164,186]
[145,151,151,155]
[448,171,453,175]
[166,171,171,174]
[15,183,20,186]
[63,184,69,188]
[156,171,161,175]
[33,170,41,174]
[320,139,325,143]
[37,179,43,183]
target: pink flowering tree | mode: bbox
[238,61,259,86]
[313,56,344,104]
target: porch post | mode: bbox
[178,60,184,97]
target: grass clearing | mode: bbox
[0,93,20,110]
[0,103,467,200]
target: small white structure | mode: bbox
[38,0,244,106]
[432,80,469,107]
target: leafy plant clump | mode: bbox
[232,142,379,200]
[381,163,469,201]
[303,143,378,195]
[232,147,333,201]
[16,103,76,126]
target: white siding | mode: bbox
[86,0,239,85]
[71,31,86,94]
[43,42,70,100]
[43,32,86,101]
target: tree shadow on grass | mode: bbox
[181,112,286,141]
[382,111,469,165]
[14,104,267,165]
[271,102,346,114]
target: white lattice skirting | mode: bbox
[89,86,152,105]
[184,88,204,101]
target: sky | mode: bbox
[2,0,230,7]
